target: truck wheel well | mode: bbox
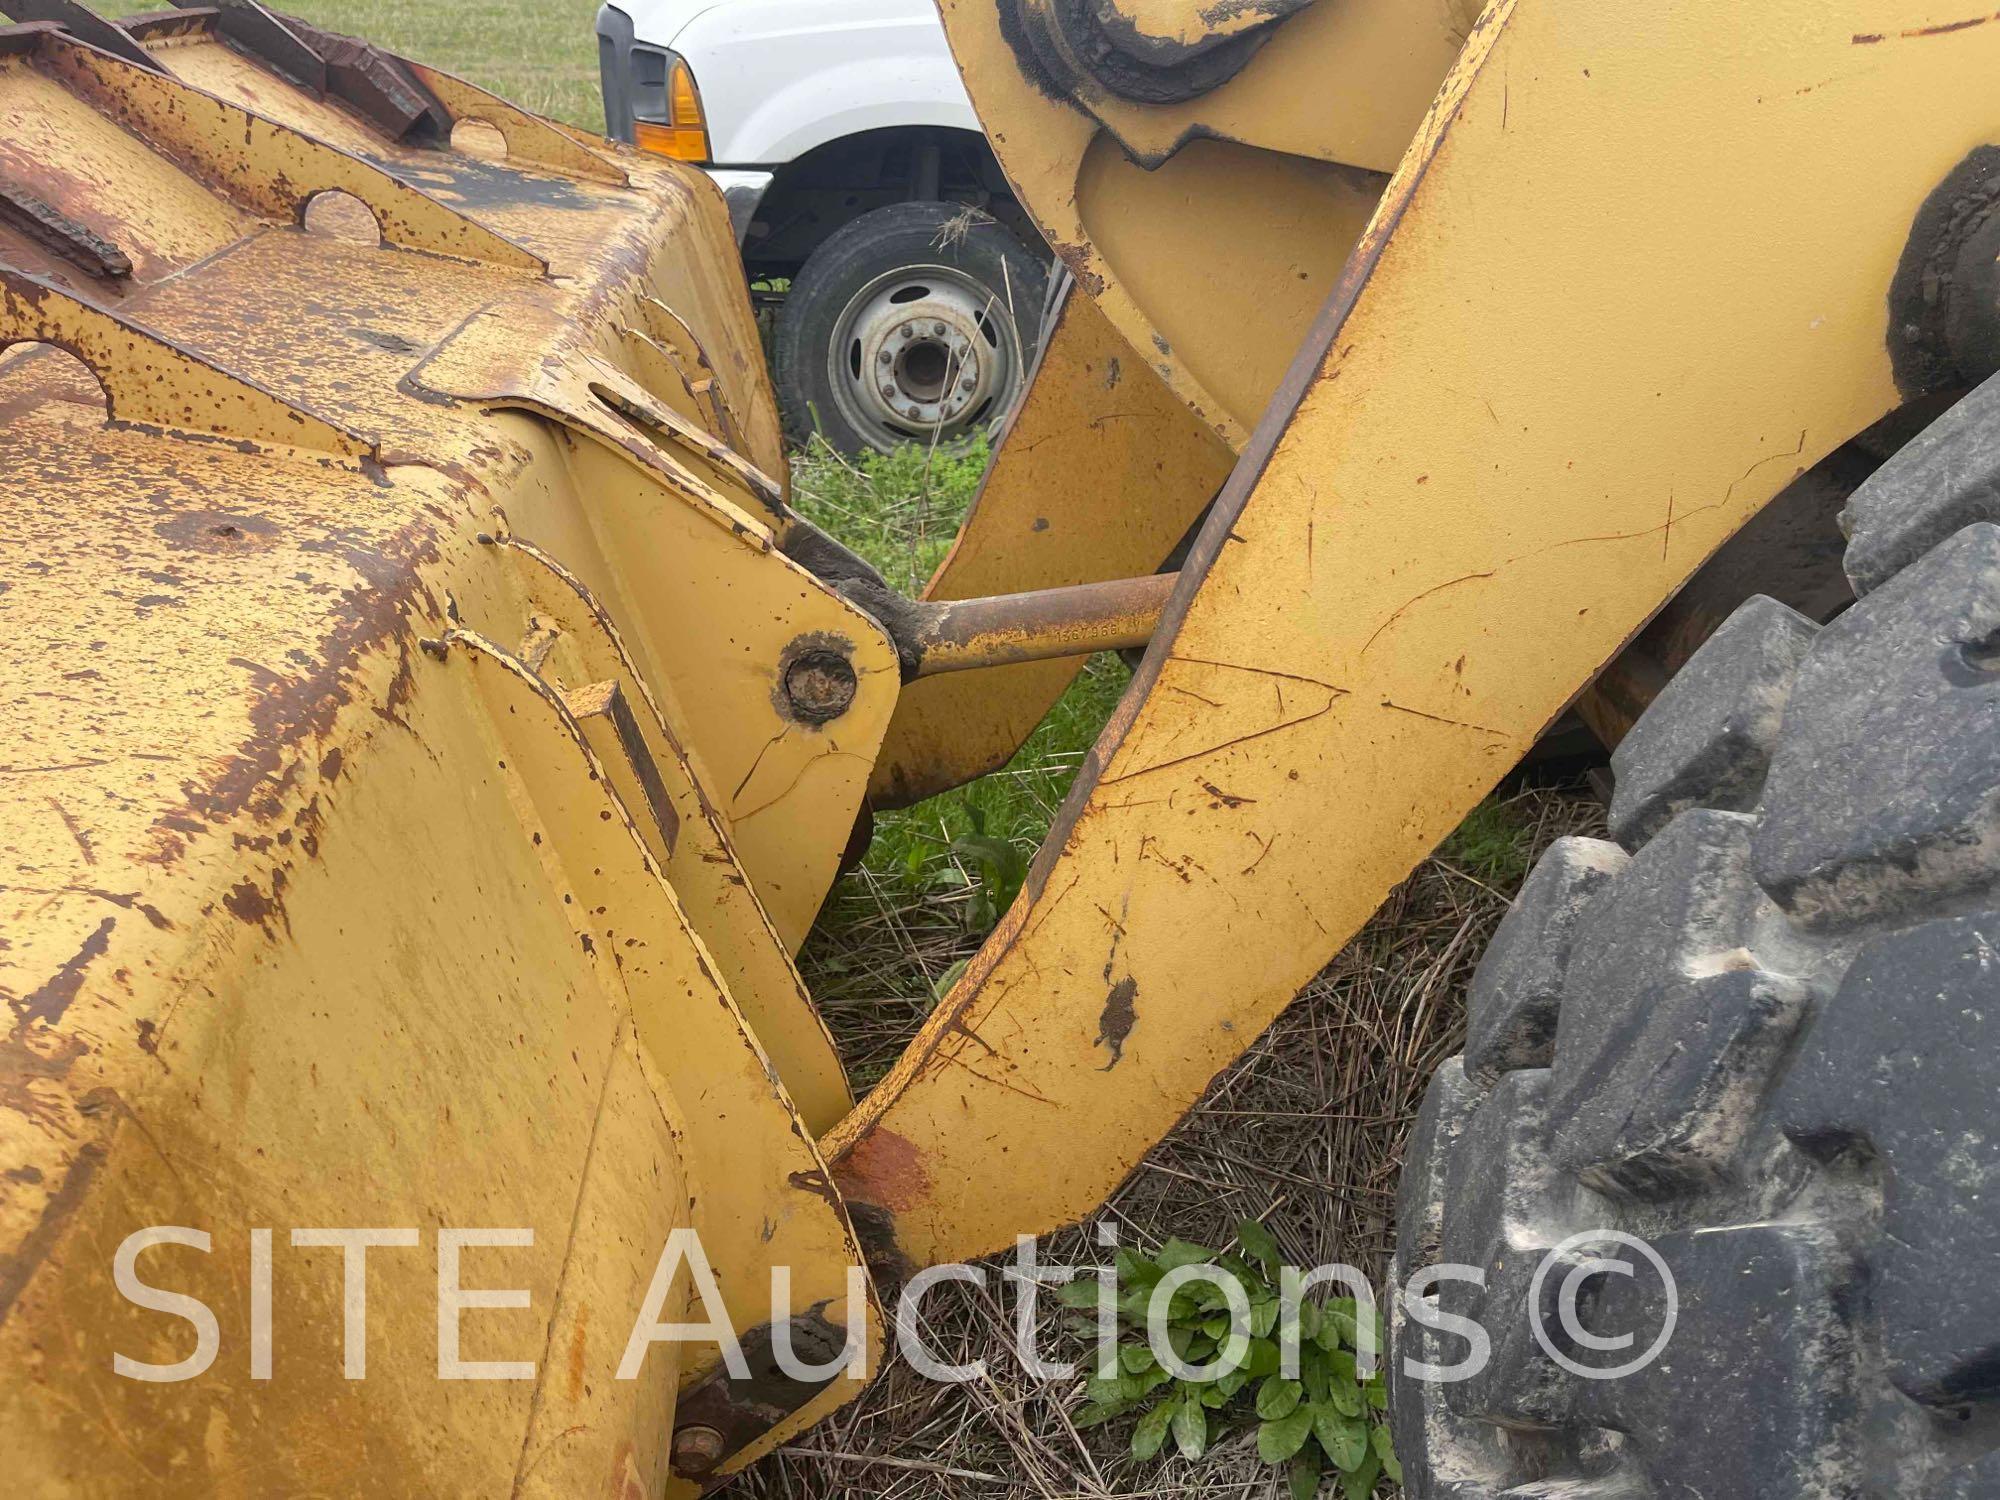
[742,126,1032,283]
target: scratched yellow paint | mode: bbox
[0,264,371,458]
[0,15,874,1493]
[41,32,547,270]
[475,508,855,1131]
[0,53,255,279]
[829,0,2000,1269]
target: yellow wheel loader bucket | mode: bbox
[7,0,2000,1493]
[0,5,880,1490]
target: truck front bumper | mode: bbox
[706,168,773,245]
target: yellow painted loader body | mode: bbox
[4,0,2000,1493]
[0,6,883,1491]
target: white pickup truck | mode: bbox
[596,0,1048,453]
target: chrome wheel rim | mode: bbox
[826,263,1023,452]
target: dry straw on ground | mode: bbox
[742,782,1603,1499]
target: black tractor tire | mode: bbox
[1390,373,2000,1499]
[773,200,1046,455]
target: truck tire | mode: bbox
[1390,374,2000,1498]
[774,200,1046,455]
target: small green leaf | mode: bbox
[1058,1279,1102,1309]
[1325,1300,1383,1360]
[1321,1300,1357,1350]
[1367,1380,1388,1411]
[1117,1367,1157,1402]
[1323,1359,1363,1417]
[1072,1399,1125,1429]
[1258,1405,1315,1465]
[1156,1238,1216,1272]
[1257,1376,1303,1421]
[1244,1337,1282,1377]
[1236,1218,1282,1270]
[1248,1297,1281,1338]
[1296,1299,1323,1342]
[948,831,1027,934]
[1119,1342,1157,1374]
[1201,1312,1233,1338]
[930,956,969,1000]
[1216,1264,1264,1296]
[1339,1449,1381,1500]
[1312,1404,1368,1471]
[1082,1372,1124,1406]
[1172,1393,1209,1459]
[948,832,1020,877]
[1301,1348,1330,1405]
[1372,1424,1402,1483]
[1117,1247,1163,1286]
[1288,1445,1324,1500]
[1131,1399,1173,1460]
[1198,1380,1231,1408]
[1183,1279,1228,1314]
[1216,1366,1251,1398]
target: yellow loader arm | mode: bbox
[830,0,2000,1274]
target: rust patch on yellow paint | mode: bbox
[568,1303,591,1404]
[11,915,112,1028]
[0,1135,107,1320]
[829,1125,930,1214]
[1095,975,1138,1067]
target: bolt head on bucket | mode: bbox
[778,636,859,724]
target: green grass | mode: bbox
[789,438,1132,1033]
[1436,796,1535,887]
[279,0,605,128]
[787,435,994,595]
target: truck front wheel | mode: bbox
[774,200,1046,455]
